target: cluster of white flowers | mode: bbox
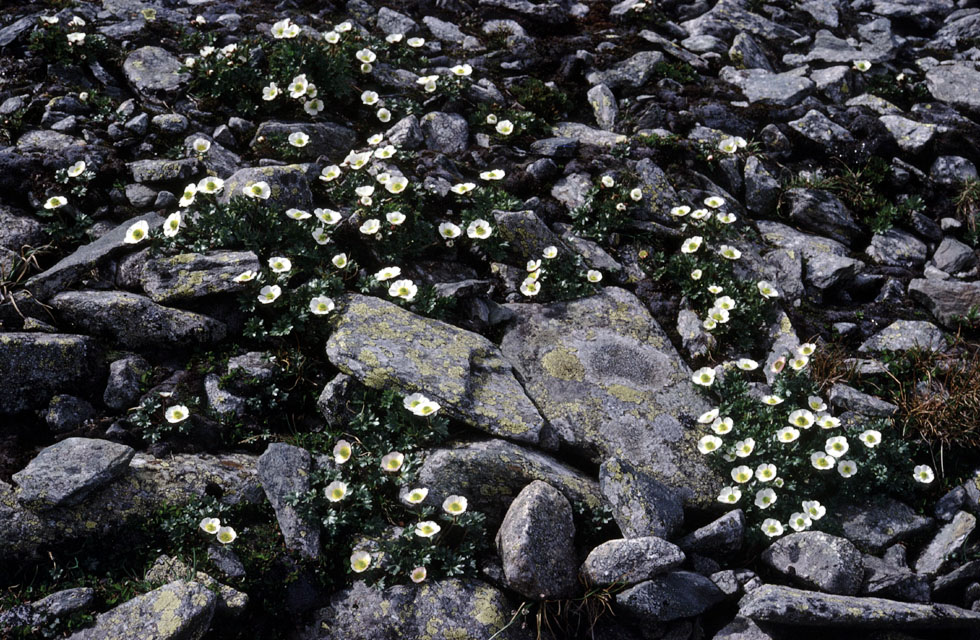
[199,517,237,544]
[718,135,748,154]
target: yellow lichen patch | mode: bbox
[606,383,648,404]
[471,585,506,630]
[151,587,183,637]
[541,346,585,381]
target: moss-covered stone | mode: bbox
[141,251,260,304]
[0,333,103,414]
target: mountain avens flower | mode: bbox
[67,160,86,177]
[200,517,220,534]
[320,165,341,182]
[761,395,784,406]
[388,279,418,301]
[788,409,814,428]
[381,451,404,472]
[124,220,149,244]
[439,222,461,239]
[913,464,934,483]
[698,408,719,424]
[757,281,779,298]
[243,181,271,199]
[698,435,723,454]
[810,451,836,470]
[692,367,715,387]
[543,245,558,259]
[731,465,753,483]
[467,219,492,239]
[410,567,427,583]
[331,253,348,269]
[198,176,224,194]
[258,285,281,304]
[288,132,309,147]
[268,256,291,273]
[825,436,849,458]
[359,219,381,235]
[163,212,181,238]
[415,521,441,538]
[734,438,755,457]
[262,83,279,101]
[407,37,425,47]
[480,169,506,180]
[789,513,812,532]
[286,208,311,220]
[837,460,857,478]
[802,500,826,520]
[755,488,777,509]
[859,429,881,448]
[586,270,602,283]
[405,487,428,504]
[776,426,800,443]
[333,440,352,464]
[520,279,541,297]
[216,526,237,544]
[234,270,257,282]
[377,108,391,122]
[853,60,872,72]
[756,463,777,482]
[817,414,840,429]
[450,182,476,195]
[450,64,472,76]
[704,196,725,208]
[711,417,733,435]
[45,195,68,209]
[442,495,467,515]
[718,486,741,504]
[351,551,371,573]
[310,296,335,315]
[165,405,190,423]
[670,205,691,217]
[718,245,741,260]
[495,120,514,135]
[761,519,784,537]
[681,236,703,253]
[736,358,758,370]
[192,137,211,153]
[808,396,827,412]
[325,480,348,502]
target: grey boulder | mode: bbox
[12,438,135,509]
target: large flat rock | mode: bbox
[0,333,102,414]
[500,287,721,507]
[12,438,135,509]
[326,294,545,445]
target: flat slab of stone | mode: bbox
[838,497,934,554]
[739,584,980,628]
[926,62,980,115]
[257,444,320,560]
[13,438,134,509]
[916,510,977,575]
[66,580,216,640]
[50,290,226,349]
[720,67,814,106]
[128,158,201,184]
[761,531,863,595]
[218,164,313,212]
[25,213,163,300]
[616,571,724,622]
[250,121,357,162]
[123,46,189,97]
[141,251,260,304]
[858,320,946,353]
[581,537,685,586]
[681,0,801,42]
[326,294,545,445]
[0,333,102,414]
[500,287,721,506]
[909,278,980,328]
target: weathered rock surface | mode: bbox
[326,294,545,445]
[581,537,685,586]
[257,444,320,560]
[12,438,135,509]
[0,333,102,414]
[123,46,189,98]
[141,251,260,304]
[761,531,863,595]
[909,278,980,328]
[616,571,725,622]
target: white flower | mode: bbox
[66,32,86,45]
[808,396,827,412]
[333,440,352,464]
[789,512,812,532]
[586,270,602,283]
[44,195,68,209]
[258,285,281,304]
[704,196,725,208]
[692,367,715,387]
[344,151,373,170]
[367,133,385,146]
[776,426,800,443]
[415,521,441,538]
[789,356,809,371]
[268,257,291,273]
[711,417,733,435]
[288,74,309,98]
[519,278,540,297]
[693,208,713,220]
[825,436,849,458]
[439,222,461,239]
[734,438,755,457]
[913,464,935,483]
[691,269,703,280]
[360,219,381,235]
[163,212,181,237]
[600,175,615,188]
[450,182,476,195]
[271,18,298,39]
[757,281,779,298]
[198,176,224,194]
[837,460,858,478]
[387,176,409,194]
[386,211,406,225]
[731,465,753,483]
[756,463,777,482]
[381,451,405,472]
[630,187,643,201]
[375,266,401,281]
[798,343,817,356]
[442,495,467,515]
[407,37,426,47]
[386,33,404,43]
[351,551,371,573]
[802,500,826,520]
[817,414,840,430]
[377,108,391,122]
[331,253,348,268]
[124,220,149,244]
[788,409,815,428]
[216,526,237,544]
[681,236,703,254]
[288,132,309,148]
[165,405,190,423]
[320,165,342,182]
[200,517,221,534]
[192,137,211,153]
[286,208,311,220]
[479,169,506,180]
[717,486,741,504]
[243,181,271,199]
[853,60,872,72]
[466,219,492,239]
[355,185,376,200]
[717,212,737,224]
[388,279,418,301]
[405,487,428,504]
[310,296,335,315]
[670,205,690,217]
[323,30,340,44]
[311,227,330,245]
[450,64,472,76]
[178,184,197,207]
[761,519,784,537]
[325,481,348,502]
[315,208,342,225]
[760,395,784,406]
[736,358,758,371]
[542,245,558,259]
[67,160,86,177]
[411,567,427,583]
[335,21,352,32]
[698,408,719,424]
[810,451,836,470]
[304,98,325,115]
[755,488,777,509]
[361,90,379,106]
[859,430,881,448]
[718,245,742,260]
[355,48,377,63]
[486,114,498,125]
[698,435,723,454]
[703,318,717,331]
[495,120,514,135]
[234,270,257,283]
[719,137,739,154]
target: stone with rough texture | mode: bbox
[858,320,946,353]
[719,67,814,106]
[551,122,627,148]
[123,46,189,97]
[420,112,469,154]
[757,220,862,293]
[932,237,978,274]
[25,214,163,300]
[298,578,531,640]
[587,83,617,131]
[326,294,545,444]
[496,481,577,599]
[144,555,248,617]
[839,498,934,554]
[635,158,679,220]
[926,63,980,115]
[865,229,927,268]
[761,531,863,595]
[141,251,260,304]
[0,452,259,561]
[13,438,135,509]
[677,510,745,556]
[909,278,980,328]
[250,121,357,161]
[586,51,664,90]
[128,158,201,184]
[915,510,977,575]
[714,616,776,640]
[0,207,44,250]
[50,291,226,349]
[257,444,320,560]
[828,383,897,416]
[416,439,601,525]
[862,552,930,603]
[44,395,95,433]
[104,355,151,411]
[739,583,980,628]
[66,580,216,640]
[600,457,684,539]
[0,333,102,415]
[787,110,855,149]
[219,165,313,212]
[681,0,800,42]
[783,189,862,248]
[501,288,721,506]
[581,537,685,586]
[616,571,725,622]
[878,115,944,154]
